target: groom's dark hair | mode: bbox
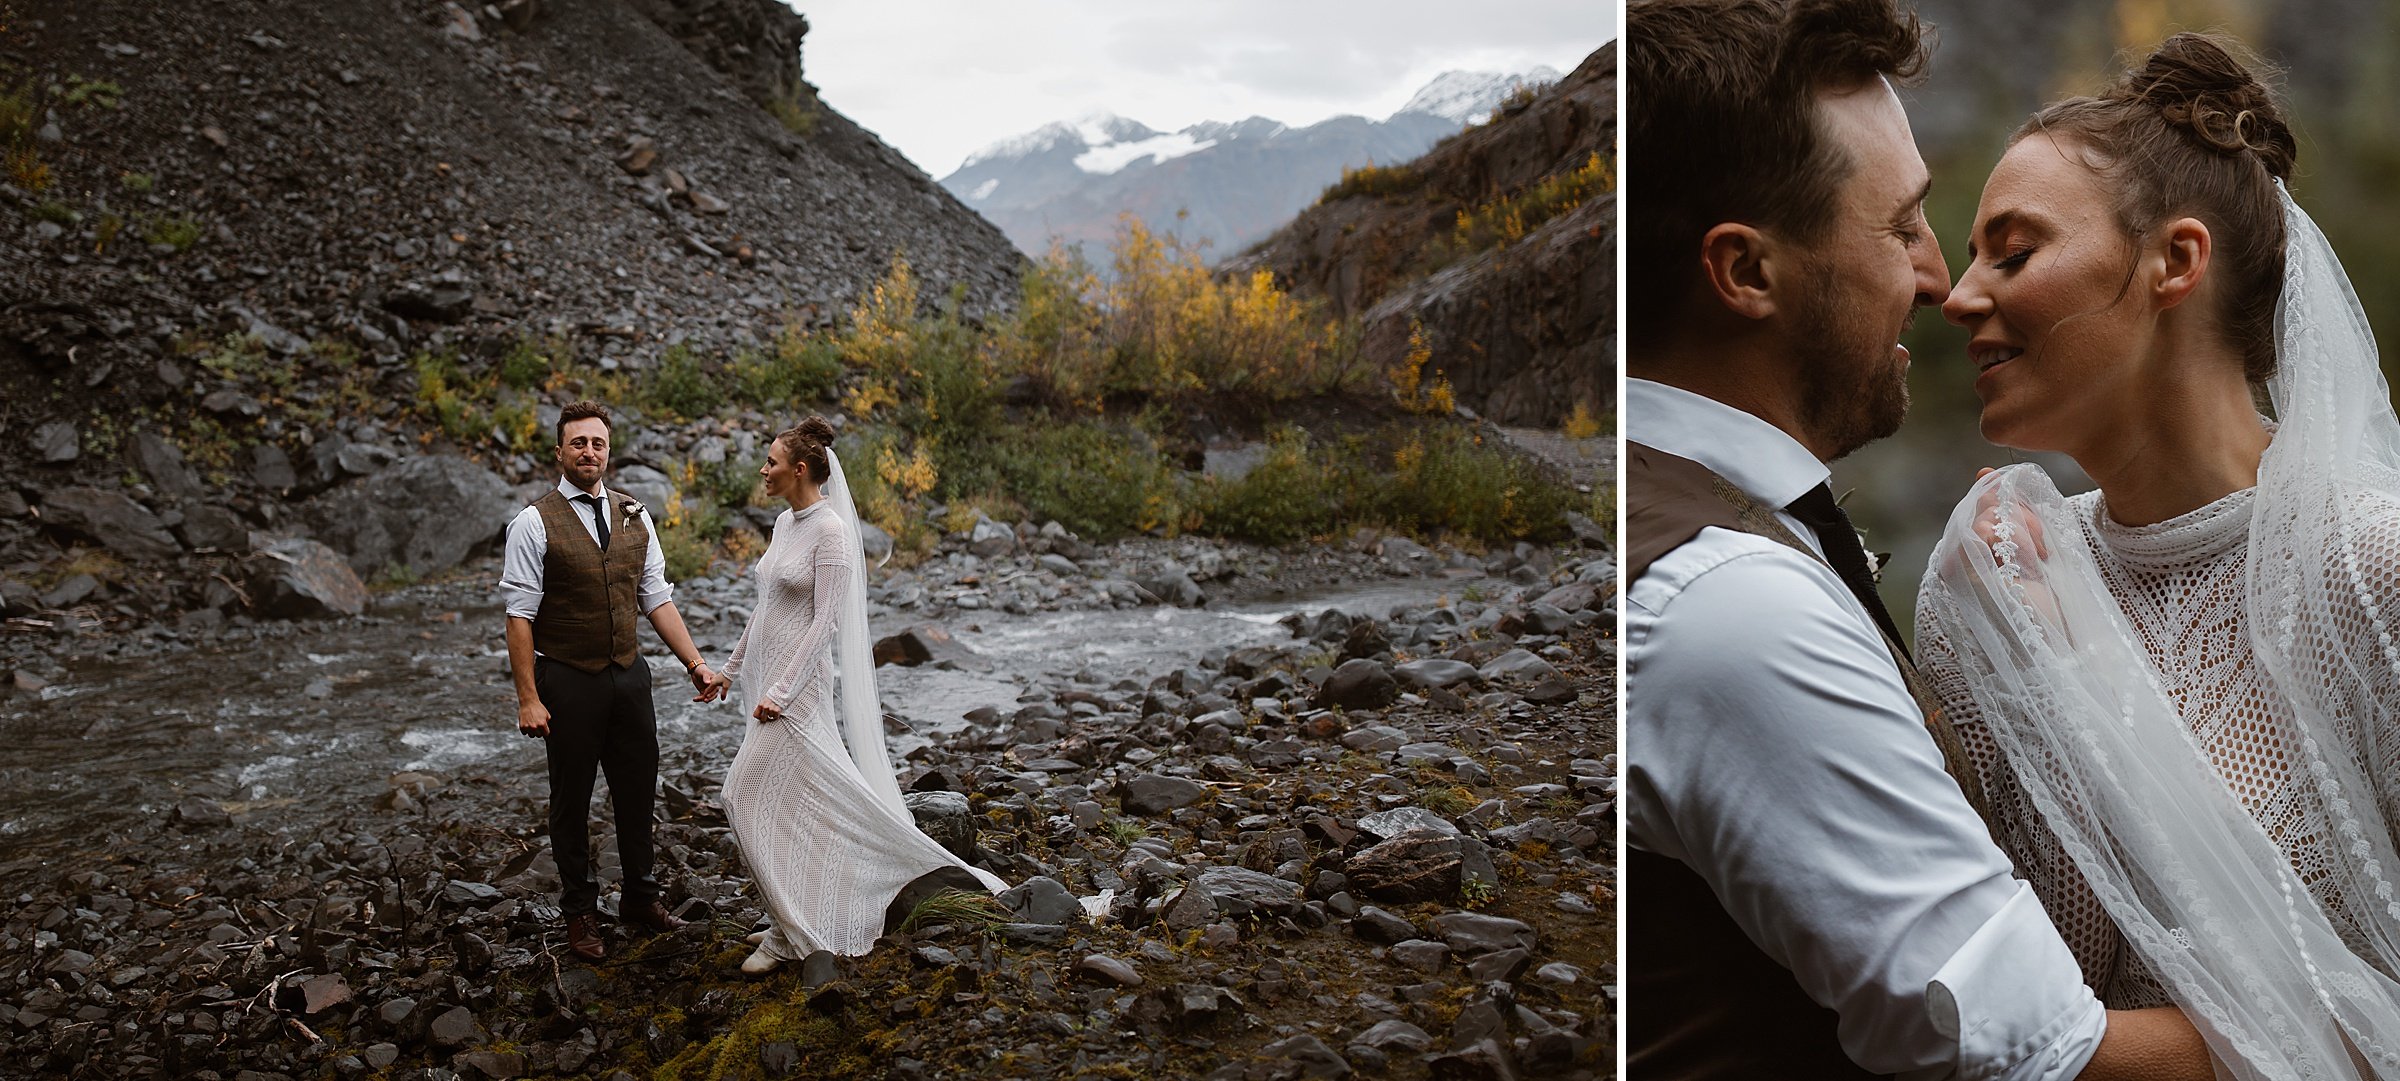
[1628,0,1930,355]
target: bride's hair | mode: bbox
[774,415,836,485]
[2020,32,2296,382]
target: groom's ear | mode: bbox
[2150,217,2214,311]
[1699,222,1779,321]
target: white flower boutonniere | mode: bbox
[1860,534,1889,585]
[620,499,646,520]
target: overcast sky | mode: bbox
[790,1,1618,179]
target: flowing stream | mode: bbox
[0,570,1471,891]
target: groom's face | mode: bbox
[1785,80,1950,460]
[556,417,611,491]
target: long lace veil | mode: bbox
[1920,184,2400,1076]
[822,449,908,815]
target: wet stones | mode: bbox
[1394,658,1479,689]
[902,790,978,861]
[40,487,182,561]
[873,625,978,668]
[1119,773,1206,816]
[1345,830,1464,903]
[171,796,232,829]
[1074,953,1142,988]
[247,536,369,619]
[1316,659,1398,710]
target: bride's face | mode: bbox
[760,443,798,498]
[1943,134,2159,454]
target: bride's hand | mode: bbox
[754,702,783,723]
[1971,467,2051,562]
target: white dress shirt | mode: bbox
[499,477,673,622]
[1625,378,2106,1080]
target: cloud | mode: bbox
[794,0,1613,176]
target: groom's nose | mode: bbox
[1913,233,1952,309]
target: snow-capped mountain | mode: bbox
[1395,67,1564,124]
[939,68,1561,263]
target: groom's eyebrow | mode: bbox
[1893,176,1932,220]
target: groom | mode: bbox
[1624,0,2212,1076]
[500,400,715,961]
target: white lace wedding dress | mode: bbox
[1922,484,2396,1006]
[720,500,1005,959]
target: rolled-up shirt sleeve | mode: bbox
[1626,535,2106,1081]
[499,505,546,620]
[636,508,672,613]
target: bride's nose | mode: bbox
[1942,267,1990,327]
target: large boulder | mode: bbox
[248,536,370,618]
[300,455,514,577]
[611,464,676,523]
[1316,659,1399,710]
[1345,830,1463,903]
[903,790,979,862]
[873,624,980,668]
[40,487,181,561]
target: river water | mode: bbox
[0,570,1471,893]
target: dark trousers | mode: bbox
[535,656,659,916]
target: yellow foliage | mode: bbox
[877,442,938,500]
[1564,399,1604,440]
[1391,321,1456,415]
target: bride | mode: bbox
[1919,33,2400,1076]
[703,415,1006,974]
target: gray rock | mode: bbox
[903,790,978,861]
[1478,648,1560,684]
[873,624,979,668]
[1393,658,1479,689]
[41,487,181,560]
[1339,725,1408,753]
[1430,911,1537,955]
[967,514,1015,557]
[1316,659,1398,710]
[301,455,513,576]
[1428,1038,1520,1081]
[995,876,1082,926]
[1120,773,1206,816]
[857,519,893,564]
[1259,1034,1351,1078]
[336,442,399,476]
[428,1005,484,1049]
[1075,954,1142,988]
[1531,961,1581,988]
[249,442,297,491]
[172,796,231,828]
[1138,567,1206,607]
[32,421,78,463]
[178,505,250,552]
[1377,536,1430,563]
[1037,553,1081,577]
[1534,581,1600,614]
[1358,807,1460,841]
[443,880,503,908]
[611,464,675,523]
[127,432,199,498]
[248,536,369,619]
[1390,938,1450,972]
[1183,866,1302,917]
[40,574,97,608]
[1346,831,1463,903]
[1350,1018,1433,1055]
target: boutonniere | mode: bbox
[1861,535,1889,584]
[620,499,645,518]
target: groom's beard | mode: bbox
[1793,294,1911,462]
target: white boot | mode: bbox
[740,943,783,975]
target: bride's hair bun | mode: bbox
[776,415,838,485]
[2119,33,2296,182]
[2016,31,2293,383]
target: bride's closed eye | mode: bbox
[1993,247,2034,270]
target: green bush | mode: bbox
[498,335,559,391]
[1377,425,1574,542]
[992,422,1185,539]
[730,329,844,412]
[638,344,725,421]
[1193,427,1345,545]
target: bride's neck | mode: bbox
[2072,368,2268,527]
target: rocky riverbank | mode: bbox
[0,536,1614,1081]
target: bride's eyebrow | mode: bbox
[1965,209,2028,261]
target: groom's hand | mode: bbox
[517,700,551,738]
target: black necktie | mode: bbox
[1785,482,1909,662]
[576,494,611,550]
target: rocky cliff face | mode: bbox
[1228,44,1613,428]
[0,0,1023,615]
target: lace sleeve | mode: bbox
[1919,561,2125,996]
[720,621,751,682]
[758,523,854,714]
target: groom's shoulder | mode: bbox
[1630,529,1860,660]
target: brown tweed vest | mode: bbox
[1626,440,1986,1081]
[530,488,649,674]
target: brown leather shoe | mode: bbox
[566,913,606,961]
[625,898,686,934]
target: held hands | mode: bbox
[690,662,732,703]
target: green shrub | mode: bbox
[993,422,1185,539]
[497,335,559,391]
[1193,427,1344,545]
[730,326,844,412]
[1378,425,1574,541]
[638,343,724,421]
[144,212,203,250]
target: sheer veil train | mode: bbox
[821,448,911,815]
[1921,184,2400,1076]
